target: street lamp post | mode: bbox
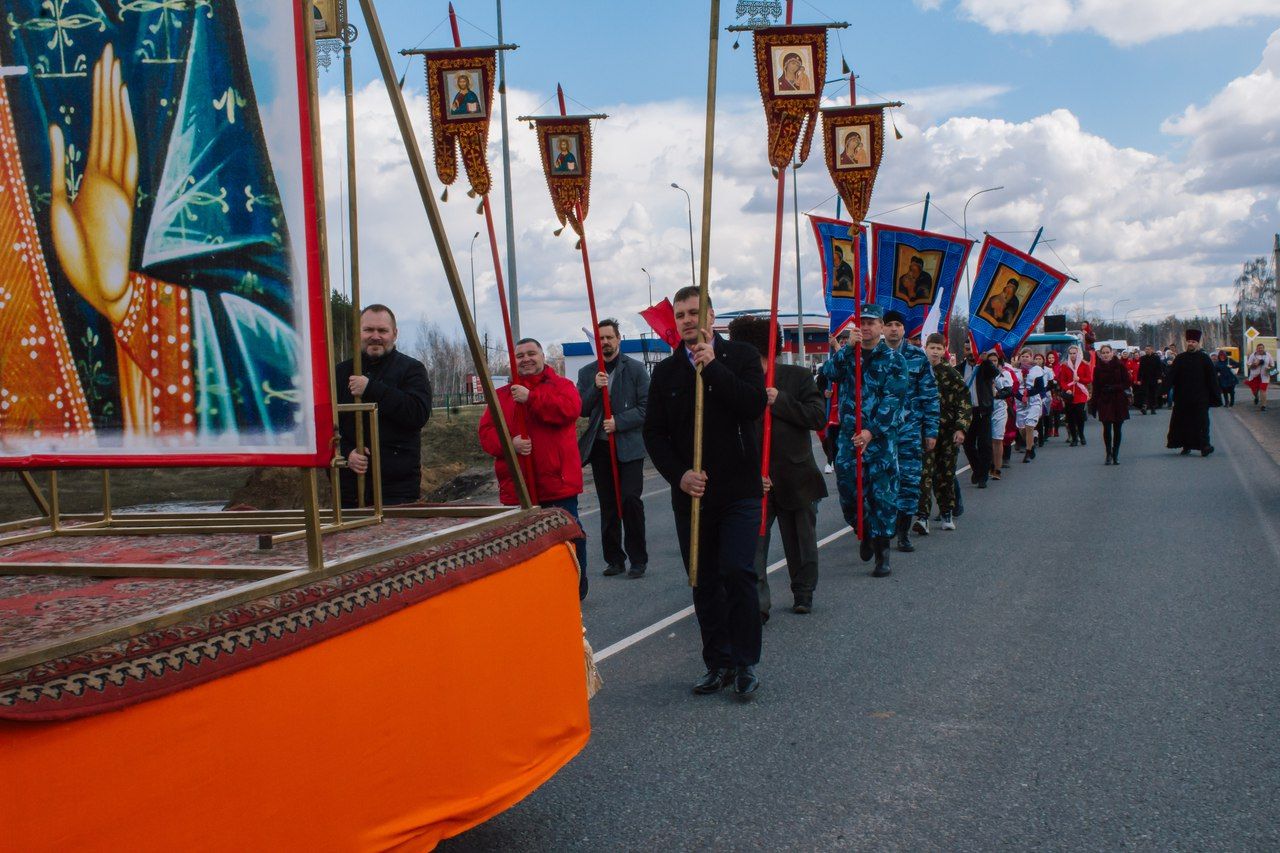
[962,185,1004,310]
[469,230,480,319]
[641,267,652,306]
[1111,297,1132,330]
[670,182,697,287]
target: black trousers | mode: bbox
[588,442,648,567]
[821,430,838,466]
[754,498,820,613]
[1066,402,1087,441]
[675,497,762,669]
[1221,386,1235,406]
[1141,380,1161,410]
[962,406,993,485]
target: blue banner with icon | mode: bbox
[869,223,972,338]
[810,215,868,336]
[966,235,1068,357]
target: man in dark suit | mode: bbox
[727,316,827,617]
[1137,345,1164,413]
[644,287,768,699]
[577,319,650,579]
[336,304,433,507]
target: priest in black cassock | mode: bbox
[1165,329,1221,457]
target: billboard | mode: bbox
[0,3,332,468]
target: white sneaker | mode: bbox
[911,515,929,535]
[823,463,834,474]
[940,513,956,531]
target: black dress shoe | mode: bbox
[734,666,759,699]
[692,668,733,695]
[626,563,646,579]
[1201,445,1215,457]
[603,563,626,577]
[792,597,812,614]
[1180,448,1192,455]
[859,534,873,562]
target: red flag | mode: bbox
[640,298,680,349]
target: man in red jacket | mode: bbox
[479,338,588,599]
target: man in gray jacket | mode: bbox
[578,319,651,578]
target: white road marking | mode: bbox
[593,464,971,663]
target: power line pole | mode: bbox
[1273,233,1279,337]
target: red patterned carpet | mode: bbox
[0,508,580,720]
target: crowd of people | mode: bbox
[335,299,1252,701]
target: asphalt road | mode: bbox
[442,408,1280,851]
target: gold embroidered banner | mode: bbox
[534,117,593,237]
[752,26,828,168]
[424,49,497,196]
[821,105,885,224]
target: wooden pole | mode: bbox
[689,0,722,587]
[556,85,623,517]
[356,0,532,509]
[447,4,539,504]
[343,19,367,508]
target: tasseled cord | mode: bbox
[583,626,603,699]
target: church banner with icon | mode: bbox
[751,26,827,168]
[424,49,497,196]
[0,3,332,468]
[533,117,592,236]
[821,105,884,224]
[869,223,972,338]
[811,215,869,337]
[967,235,1068,358]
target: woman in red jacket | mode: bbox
[1056,344,1094,447]
[479,338,587,597]
[1090,344,1131,465]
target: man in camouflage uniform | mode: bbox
[882,311,939,553]
[915,333,971,534]
[821,304,910,577]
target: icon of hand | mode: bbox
[48,44,137,326]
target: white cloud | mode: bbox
[1162,28,1280,192]
[933,0,1280,45]
[315,34,1277,360]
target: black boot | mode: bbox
[872,537,892,577]
[859,530,873,562]
[895,512,915,553]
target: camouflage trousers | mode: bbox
[896,429,924,514]
[834,430,899,539]
[918,439,960,518]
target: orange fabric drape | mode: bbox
[0,544,590,852]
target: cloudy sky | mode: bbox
[317,0,1280,349]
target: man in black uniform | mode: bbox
[644,287,768,699]
[336,304,433,507]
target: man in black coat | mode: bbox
[336,304,433,507]
[644,287,768,699]
[727,316,827,617]
[577,319,651,579]
[1165,328,1220,457]
[1137,345,1164,413]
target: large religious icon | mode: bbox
[892,246,942,308]
[831,239,857,299]
[549,134,582,175]
[0,4,332,467]
[770,44,815,95]
[443,68,486,120]
[834,124,872,170]
[977,265,1036,331]
[313,0,341,40]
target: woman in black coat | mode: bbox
[1090,344,1131,465]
